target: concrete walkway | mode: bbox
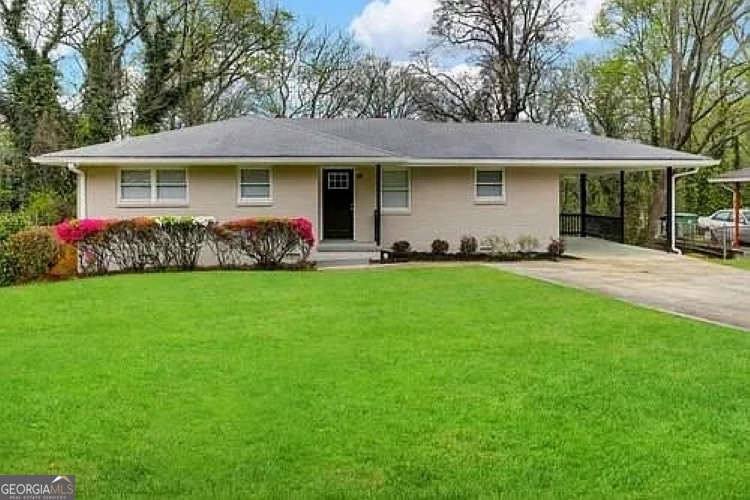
[495,238,750,331]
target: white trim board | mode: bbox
[35,156,720,169]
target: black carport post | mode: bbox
[375,164,382,246]
[619,170,626,243]
[665,167,674,251]
[580,173,588,237]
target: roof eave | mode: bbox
[31,156,406,166]
[403,158,720,168]
[32,156,720,169]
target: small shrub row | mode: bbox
[0,216,317,286]
[54,216,316,275]
[387,234,564,263]
[394,234,549,256]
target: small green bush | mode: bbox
[516,235,541,253]
[26,190,70,225]
[0,187,16,212]
[431,239,450,255]
[7,228,61,283]
[548,238,566,260]
[0,243,20,287]
[392,240,411,253]
[460,235,478,254]
[0,212,31,243]
[481,235,516,255]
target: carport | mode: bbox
[708,168,750,250]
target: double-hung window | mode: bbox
[120,168,188,204]
[382,168,410,211]
[475,169,505,202]
[239,168,272,204]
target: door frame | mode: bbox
[319,167,356,241]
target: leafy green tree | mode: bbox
[77,2,124,145]
[0,0,76,204]
[596,0,749,235]
[127,0,291,132]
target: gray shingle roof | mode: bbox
[708,168,750,183]
[34,115,718,167]
[37,115,397,160]
[287,119,711,162]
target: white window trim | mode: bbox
[474,167,506,204]
[238,167,274,206]
[117,167,189,206]
[381,167,411,214]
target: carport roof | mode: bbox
[32,115,720,168]
[708,168,750,184]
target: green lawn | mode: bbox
[1,268,748,499]
[725,257,750,271]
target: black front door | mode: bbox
[323,169,354,240]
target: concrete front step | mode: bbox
[316,258,374,269]
[317,241,380,253]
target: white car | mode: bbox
[698,209,750,244]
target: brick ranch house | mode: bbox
[32,117,718,254]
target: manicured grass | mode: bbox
[696,254,750,271]
[724,257,750,271]
[1,267,748,499]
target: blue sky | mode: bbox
[279,0,369,28]
[0,0,606,95]
[279,0,606,61]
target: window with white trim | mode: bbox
[120,168,187,203]
[239,168,272,202]
[382,168,410,210]
[475,169,505,201]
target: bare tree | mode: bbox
[428,0,572,122]
[348,56,421,119]
[410,55,490,122]
[256,24,361,118]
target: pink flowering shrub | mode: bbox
[218,217,315,268]
[54,218,109,244]
[290,217,315,248]
[54,219,112,274]
[51,216,315,275]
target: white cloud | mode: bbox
[350,0,437,59]
[568,0,606,40]
[351,0,606,58]
[446,63,481,80]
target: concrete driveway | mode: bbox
[495,238,750,331]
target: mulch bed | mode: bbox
[371,251,570,265]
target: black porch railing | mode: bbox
[561,171,626,244]
[561,213,625,243]
[560,213,582,237]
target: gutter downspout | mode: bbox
[670,168,700,255]
[66,163,86,219]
